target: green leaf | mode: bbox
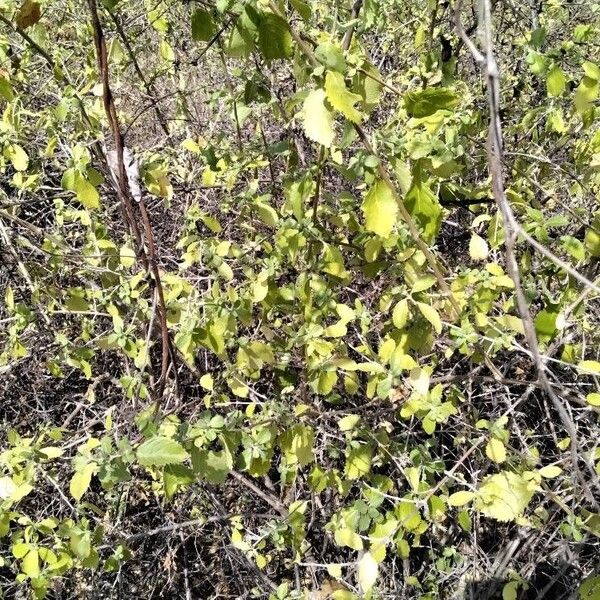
[547,66,566,96]
[191,8,216,41]
[404,87,460,118]
[417,302,442,334]
[290,0,311,21]
[302,89,335,147]
[228,10,257,57]
[69,462,96,501]
[404,178,442,242]
[334,527,363,550]
[257,12,292,60]
[192,448,232,484]
[4,144,29,171]
[137,436,188,467]
[315,42,346,72]
[255,200,279,226]
[361,179,398,238]
[534,309,558,337]
[324,70,362,123]
[21,548,40,578]
[73,172,100,209]
[357,552,378,594]
[392,299,409,329]
[0,76,14,101]
[345,444,372,480]
[579,575,600,600]
[560,235,585,261]
[585,226,600,257]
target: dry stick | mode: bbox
[268,1,461,320]
[341,0,364,50]
[456,0,598,508]
[311,146,326,225]
[87,0,176,403]
[231,471,288,517]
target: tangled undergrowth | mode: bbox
[1,0,600,598]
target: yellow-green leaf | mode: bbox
[417,302,442,334]
[448,490,475,507]
[362,179,397,238]
[345,444,372,480]
[538,465,562,478]
[255,200,279,226]
[486,438,507,464]
[69,462,96,502]
[120,245,136,268]
[547,66,566,97]
[469,234,489,261]
[579,360,600,375]
[334,527,363,550]
[302,89,335,147]
[357,551,378,594]
[474,471,536,522]
[586,392,600,407]
[392,299,409,329]
[324,70,363,124]
[73,172,100,209]
[5,144,29,171]
[21,548,40,578]
[200,373,213,391]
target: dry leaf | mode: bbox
[15,0,41,30]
